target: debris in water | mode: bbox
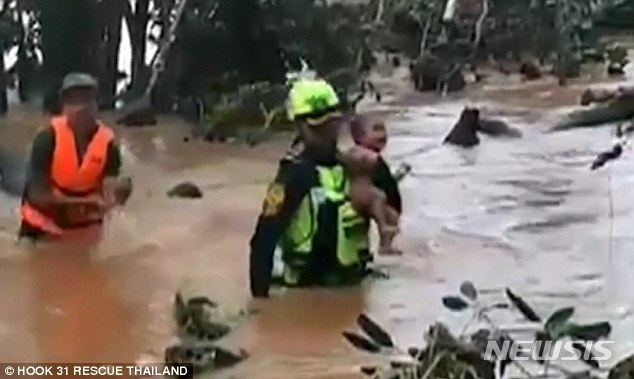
[173,292,229,341]
[167,182,203,199]
[164,344,248,376]
[590,122,634,170]
[165,292,248,376]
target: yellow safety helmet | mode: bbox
[286,79,342,126]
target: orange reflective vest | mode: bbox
[20,116,115,237]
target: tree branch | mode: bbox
[473,0,489,49]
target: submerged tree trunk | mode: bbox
[125,0,150,94]
[0,43,7,115]
[100,0,124,108]
[144,0,190,98]
[15,0,29,103]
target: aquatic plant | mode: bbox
[164,292,248,375]
[342,281,624,379]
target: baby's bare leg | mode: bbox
[381,205,402,255]
[367,189,401,255]
[385,205,399,226]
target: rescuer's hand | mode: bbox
[102,176,133,209]
[113,176,133,205]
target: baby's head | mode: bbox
[350,114,387,152]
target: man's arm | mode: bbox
[102,141,126,207]
[249,162,312,298]
[373,157,402,214]
[104,141,122,177]
[25,128,56,208]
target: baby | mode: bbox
[339,115,400,255]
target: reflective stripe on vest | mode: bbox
[281,164,369,270]
[20,116,114,235]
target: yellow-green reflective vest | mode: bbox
[280,164,369,281]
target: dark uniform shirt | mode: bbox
[18,126,122,240]
[249,150,402,297]
[249,152,324,297]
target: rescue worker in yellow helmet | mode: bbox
[249,79,371,298]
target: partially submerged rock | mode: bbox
[519,61,542,81]
[167,182,203,199]
[444,108,522,147]
[443,107,480,148]
[478,118,522,138]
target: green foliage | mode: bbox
[261,0,365,75]
[606,44,629,67]
[344,281,617,379]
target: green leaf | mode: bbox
[342,331,381,353]
[442,296,470,311]
[545,307,575,337]
[356,314,394,348]
[459,281,478,300]
[564,321,611,341]
[360,366,377,375]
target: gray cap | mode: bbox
[59,72,98,94]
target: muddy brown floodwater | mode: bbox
[1,66,634,379]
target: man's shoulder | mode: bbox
[275,153,316,186]
[278,148,312,170]
[31,126,55,149]
[278,155,308,174]
[279,144,303,163]
[34,124,54,136]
